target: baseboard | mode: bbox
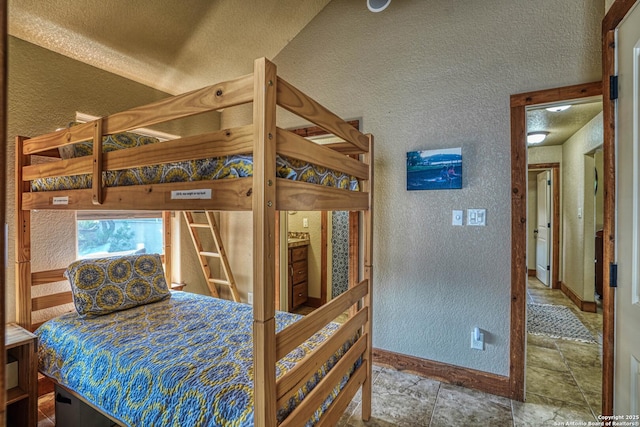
[372,347,511,400]
[528,269,536,277]
[560,282,597,313]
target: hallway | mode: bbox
[526,278,603,419]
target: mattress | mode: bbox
[31,131,359,192]
[36,291,354,427]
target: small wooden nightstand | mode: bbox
[5,323,38,427]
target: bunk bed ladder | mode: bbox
[182,211,241,302]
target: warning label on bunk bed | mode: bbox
[52,196,69,205]
[171,189,212,200]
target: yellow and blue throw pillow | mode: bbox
[65,254,170,317]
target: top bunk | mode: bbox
[16,57,373,213]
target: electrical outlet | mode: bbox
[471,327,485,350]
[248,292,253,304]
[303,218,309,228]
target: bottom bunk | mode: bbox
[33,254,369,427]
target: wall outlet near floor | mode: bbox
[248,292,253,304]
[471,327,484,350]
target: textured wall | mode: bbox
[528,146,563,165]
[561,113,603,303]
[266,0,604,375]
[6,37,218,322]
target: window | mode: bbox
[76,211,164,259]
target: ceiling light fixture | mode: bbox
[527,131,549,145]
[367,0,391,12]
[545,105,571,112]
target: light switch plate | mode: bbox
[467,209,486,226]
[452,210,463,226]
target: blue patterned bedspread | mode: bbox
[31,155,359,192]
[36,292,352,426]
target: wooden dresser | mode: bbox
[288,245,308,311]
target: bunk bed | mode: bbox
[15,58,373,426]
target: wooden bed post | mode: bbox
[163,211,172,285]
[361,134,374,421]
[252,57,278,427]
[15,136,32,330]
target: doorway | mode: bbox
[523,99,604,416]
[527,164,560,289]
[534,169,551,286]
[278,121,360,313]
[509,81,607,406]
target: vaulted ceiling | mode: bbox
[9,0,602,144]
[9,0,332,94]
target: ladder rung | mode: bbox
[189,223,209,228]
[184,210,240,303]
[199,251,221,258]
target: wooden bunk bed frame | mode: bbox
[15,58,373,426]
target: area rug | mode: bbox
[527,303,597,343]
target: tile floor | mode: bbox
[38,279,603,426]
[336,277,603,426]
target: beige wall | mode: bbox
[561,112,603,303]
[5,37,219,322]
[595,150,604,230]
[222,0,604,375]
[528,145,563,165]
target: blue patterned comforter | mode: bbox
[31,155,359,192]
[36,292,352,426]
[32,130,359,192]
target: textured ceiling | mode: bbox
[9,0,601,146]
[8,0,332,94]
[527,99,602,147]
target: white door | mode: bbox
[536,171,551,286]
[615,2,640,415]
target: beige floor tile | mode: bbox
[582,388,603,419]
[555,340,601,366]
[569,365,602,395]
[430,384,513,427]
[527,333,557,349]
[526,365,586,406]
[346,367,439,427]
[527,344,569,372]
[513,393,597,426]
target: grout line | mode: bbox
[426,382,441,427]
